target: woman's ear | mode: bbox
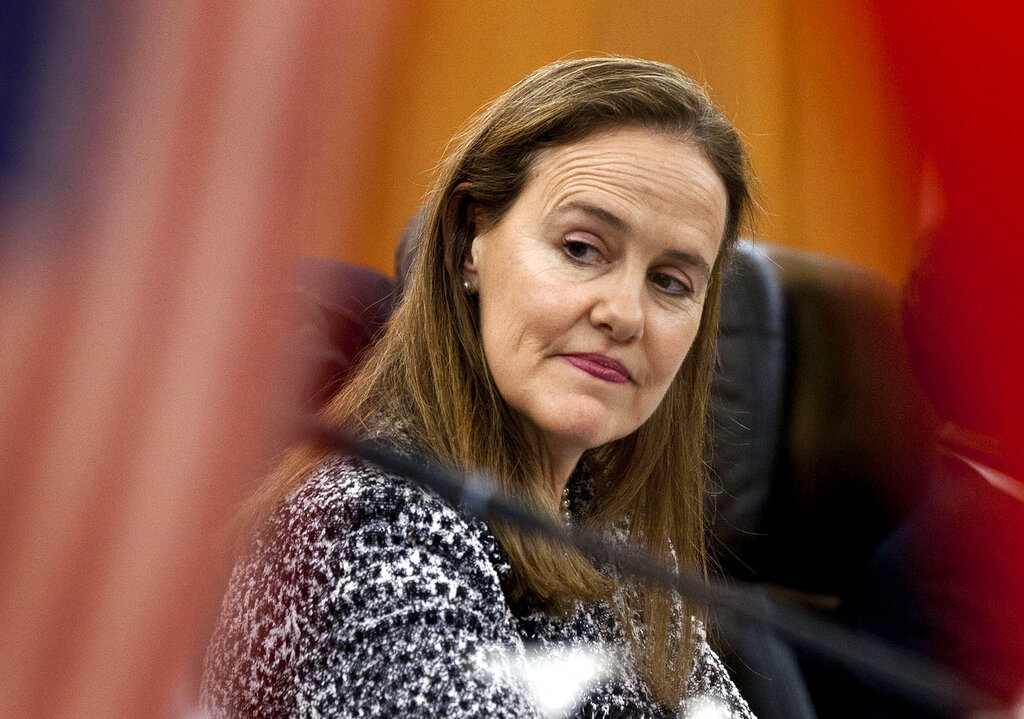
[442,182,475,276]
[462,203,482,288]
[442,182,485,292]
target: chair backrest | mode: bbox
[709,242,938,597]
[707,240,786,581]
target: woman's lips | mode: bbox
[564,353,630,384]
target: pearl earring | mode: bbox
[462,279,473,294]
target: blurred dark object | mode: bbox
[834,428,1024,718]
[1,0,103,254]
[1,0,53,187]
[285,256,395,410]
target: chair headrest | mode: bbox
[394,205,428,293]
[708,240,787,579]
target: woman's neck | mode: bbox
[538,450,581,505]
[520,426,584,508]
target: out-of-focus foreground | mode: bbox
[0,2,396,717]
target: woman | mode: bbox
[203,57,755,718]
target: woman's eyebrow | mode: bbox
[550,200,630,233]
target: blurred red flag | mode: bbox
[873,0,1024,703]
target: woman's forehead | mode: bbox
[532,129,720,200]
[514,128,728,254]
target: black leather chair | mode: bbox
[709,241,938,596]
[707,242,938,718]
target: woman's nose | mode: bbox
[589,275,645,342]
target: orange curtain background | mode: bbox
[314,0,919,286]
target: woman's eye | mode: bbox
[649,271,692,297]
[563,239,600,263]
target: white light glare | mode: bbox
[685,694,731,719]
[480,643,618,717]
[521,647,606,714]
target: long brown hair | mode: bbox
[245,56,754,706]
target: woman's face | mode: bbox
[464,126,728,462]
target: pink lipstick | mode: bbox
[564,353,630,383]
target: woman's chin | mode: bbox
[535,412,636,455]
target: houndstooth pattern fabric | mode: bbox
[201,455,755,719]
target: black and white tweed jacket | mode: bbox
[202,454,754,718]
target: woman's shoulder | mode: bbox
[203,455,521,718]
[268,453,467,533]
[289,452,445,511]
[251,453,510,585]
